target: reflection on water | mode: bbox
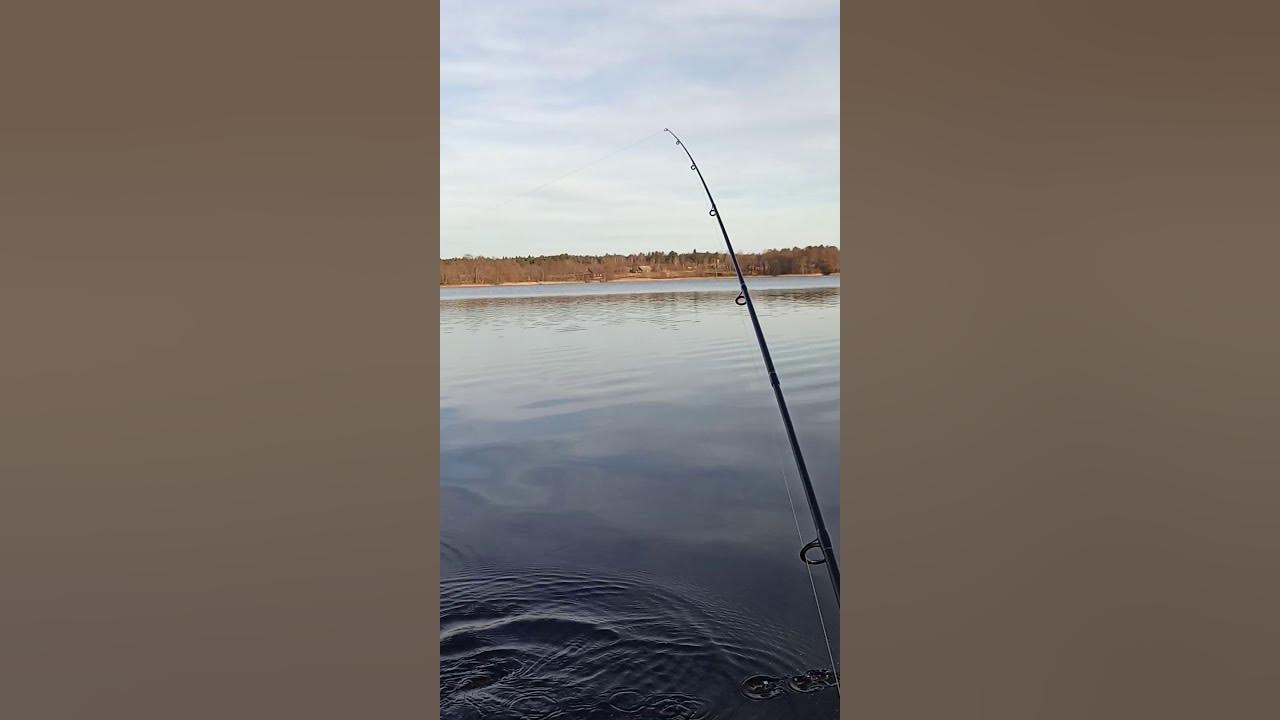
[441,276,839,719]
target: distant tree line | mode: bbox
[440,245,839,286]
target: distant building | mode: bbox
[636,265,653,273]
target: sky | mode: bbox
[441,0,839,259]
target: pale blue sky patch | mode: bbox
[441,0,839,258]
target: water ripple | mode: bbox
[441,569,824,719]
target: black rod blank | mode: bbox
[663,128,840,606]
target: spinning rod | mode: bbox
[663,128,840,607]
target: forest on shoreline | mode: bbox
[440,245,839,286]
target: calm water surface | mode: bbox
[441,276,840,719]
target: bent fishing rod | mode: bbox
[664,128,840,606]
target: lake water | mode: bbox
[441,275,840,719]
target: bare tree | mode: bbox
[439,246,839,285]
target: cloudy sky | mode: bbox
[441,0,839,259]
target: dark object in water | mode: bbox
[740,674,788,701]
[787,668,839,693]
[741,668,838,701]
[664,127,840,608]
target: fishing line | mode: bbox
[772,409,841,696]
[731,298,840,697]
[444,129,666,232]
[664,123,839,696]
[494,129,665,209]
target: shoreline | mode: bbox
[440,272,837,289]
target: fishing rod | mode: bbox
[663,128,840,606]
